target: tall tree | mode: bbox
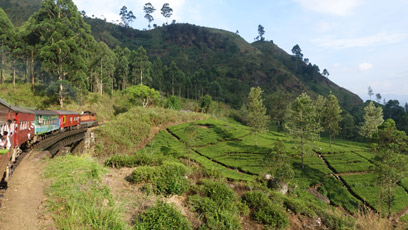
[257,24,265,41]
[247,87,268,146]
[322,69,329,78]
[373,119,408,218]
[151,57,164,91]
[119,6,128,27]
[161,3,173,24]
[368,86,374,100]
[0,8,15,84]
[291,44,303,60]
[360,101,384,139]
[143,3,156,29]
[315,95,326,140]
[376,93,382,103]
[322,93,342,147]
[126,10,136,27]
[285,93,318,167]
[32,0,93,107]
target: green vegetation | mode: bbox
[134,201,192,230]
[129,161,190,196]
[45,155,127,230]
[189,180,242,230]
[95,106,207,156]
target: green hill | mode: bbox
[0,0,362,114]
[86,18,362,110]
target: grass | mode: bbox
[95,106,207,156]
[44,155,128,230]
[341,173,408,214]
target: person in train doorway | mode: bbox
[3,120,13,138]
[2,131,11,149]
[0,133,6,149]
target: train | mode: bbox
[0,98,97,182]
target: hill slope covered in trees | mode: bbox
[0,0,362,113]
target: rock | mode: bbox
[264,174,273,180]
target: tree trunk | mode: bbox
[1,50,5,84]
[12,66,15,88]
[140,68,143,85]
[301,136,304,168]
[31,50,34,85]
[100,62,103,95]
[25,58,29,82]
[329,132,332,148]
[387,186,391,218]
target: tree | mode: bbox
[264,140,294,183]
[165,95,181,110]
[143,3,156,29]
[340,113,356,140]
[32,0,93,108]
[372,119,408,218]
[161,3,173,24]
[285,93,318,167]
[265,90,291,131]
[322,69,329,78]
[200,95,213,113]
[133,46,151,85]
[119,6,128,26]
[257,24,265,41]
[126,10,136,27]
[291,44,303,60]
[124,85,160,107]
[376,93,382,103]
[322,93,342,147]
[0,8,15,84]
[368,86,374,100]
[247,87,268,146]
[315,95,326,140]
[360,101,384,139]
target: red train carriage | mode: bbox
[79,111,97,127]
[10,106,35,147]
[0,99,11,180]
[54,110,80,130]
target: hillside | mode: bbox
[86,18,363,111]
[0,0,362,114]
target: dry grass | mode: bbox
[353,209,406,230]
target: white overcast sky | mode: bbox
[73,0,408,104]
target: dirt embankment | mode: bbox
[0,151,53,230]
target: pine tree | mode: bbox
[315,95,326,140]
[322,93,342,147]
[360,101,384,139]
[285,93,318,167]
[247,87,268,146]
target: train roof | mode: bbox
[0,98,11,109]
[30,110,59,116]
[10,106,34,114]
[54,110,79,115]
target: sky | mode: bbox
[73,0,408,105]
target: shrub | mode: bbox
[200,180,238,210]
[129,161,190,196]
[283,197,315,217]
[253,205,288,229]
[165,96,181,110]
[130,166,156,183]
[134,201,192,230]
[105,152,165,168]
[242,191,271,209]
[154,162,190,195]
[189,195,241,230]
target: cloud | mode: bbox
[292,0,363,16]
[359,62,373,71]
[312,32,407,49]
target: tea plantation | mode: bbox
[157,118,408,215]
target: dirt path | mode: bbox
[0,150,53,230]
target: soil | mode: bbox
[0,150,53,230]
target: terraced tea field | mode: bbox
[144,118,408,215]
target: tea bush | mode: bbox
[134,201,192,230]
